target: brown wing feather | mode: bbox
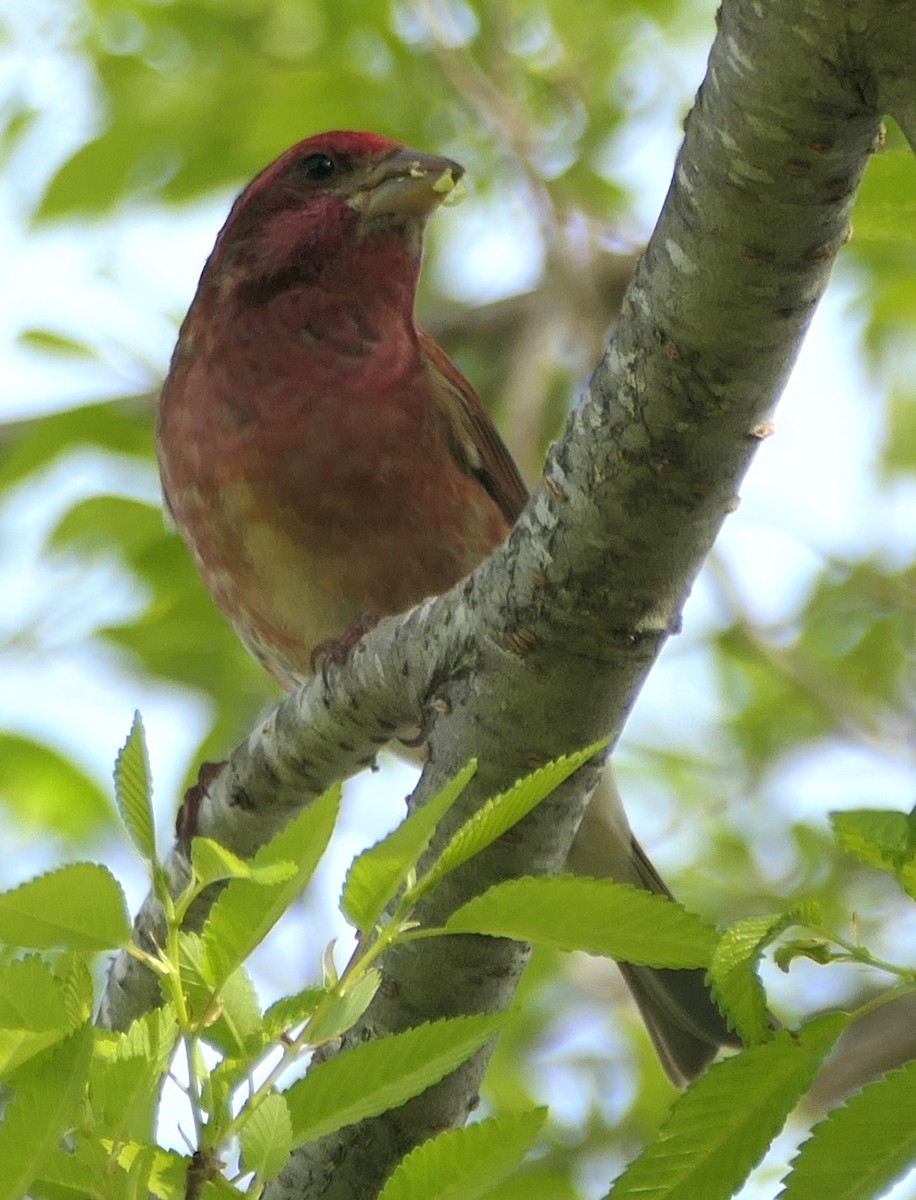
[419,329,529,526]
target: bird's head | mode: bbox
[205,131,465,305]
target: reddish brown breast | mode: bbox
[157,271,513,685]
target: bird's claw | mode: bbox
[310,612,382,685]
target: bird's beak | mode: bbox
[351,148,466,222]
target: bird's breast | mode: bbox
[158,321,509,683]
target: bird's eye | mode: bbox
[300,153,336,182]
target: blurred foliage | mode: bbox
[1,0,915,1194]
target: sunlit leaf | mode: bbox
[284,1013,504,1146]
[0,863,131,951]
[608,1016,847,1200]
[447,876,717,968]
[378,1108,547,1200]
[114,711,156,865]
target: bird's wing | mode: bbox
[419,329,529,526]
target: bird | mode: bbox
[156,129,735,1084]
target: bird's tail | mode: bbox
[566,772,739,1085]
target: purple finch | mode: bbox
[157,130,733,1083]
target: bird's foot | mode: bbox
[310,612,381,684]
[175,759,227,843]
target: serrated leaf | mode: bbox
[89,1009,179,1143]
[89,1049,163,1145]
[124,1144,158,1200]
[446,877,716,968]
[378,1108,547,1200]
[202,966,263,1057]
[53,951,96,1027]
[191,837,297,889]
[102,1141,190,1200]
[830,808,916,901]
[342,760,476,933]
[179,931,211,1017]
[0,1027,71,1082]
[111,1006,180,1072]
[426,739,610,890]
[472,1165,579,1200]
[28,1140,97,1194]
[0,1026,94,1200]
[264,987,328,1040]
[0,863,131,950]
[114,711,157,865]
[709,913,794,1044]
[778,1056,916,1199]
[179,933,262,1053]
[0,955,69,1030]
[830,809,913,873]
[774,939,835,971]
[203,1055,247,1130]
[239,1092,293,1183]
[284,1013,504,1146]
[606,1015,847,1200]
[0,957,78,1078]
[832,809,916,901]
[308,968,381,1043]
[201,785,341,989]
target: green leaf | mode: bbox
[124,1144,158,1200]
[179,933,263,1055]
[0,1027,67,1083]
[205,965,264,1057]
[0,734,111,839]
[830,809,914,873]
[852,148,916,242]
[69,1139,190,1200]
[0,955,69,1030]
[17,328,96,358]
[239,1093,293,1184]
[446,877,717,968]
[28,1139,97,1196]
[426,740,610,890]
[0,954,98,1084]
[0,863,131,951]
[773,939,836,971]
[0,956,74,1079]
[201,784,341,989]
[709,912,802,1044]
[606,1015,847,1200]
[342,760,476,933]
[378,1108,547,1200]
[263,987,328,1041]
[89,1008,179,1144]
[473,1166,579,1200]
[53,951,96,1028]
[284,1013,504,1147]
[0,400,153,495]
[114,711,157,865]
[0,1026,94,1200]
[191,837,297,889]
[308,968,382,1044]
[830,808,916,900]
[778,1056,916,1199]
